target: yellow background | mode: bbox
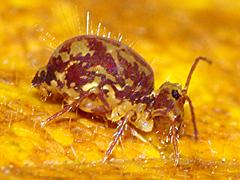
[0,0,240,178]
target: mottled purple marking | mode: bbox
[33,35,154,103]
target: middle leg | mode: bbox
[103,111,134,163]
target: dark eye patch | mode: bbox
[172,89,181,100]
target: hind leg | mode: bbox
[40,92,92,128]
[40,86,113,128]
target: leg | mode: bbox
[98,89,110,111]
[41,87,111,128]
[185,96,198,140]
[40,92,90,128]
[118,133,125,152]
[103,111,134,163]
[170,120,179,165]
[176,120,183,136]
[128,125,159,151]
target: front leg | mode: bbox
[103,111,134,163]
[169,119,180,165]
[152,108,180,164]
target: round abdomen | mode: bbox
[33,35,154,110]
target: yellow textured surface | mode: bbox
[0,0,240,179]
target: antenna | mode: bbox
[183,56,212,94]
